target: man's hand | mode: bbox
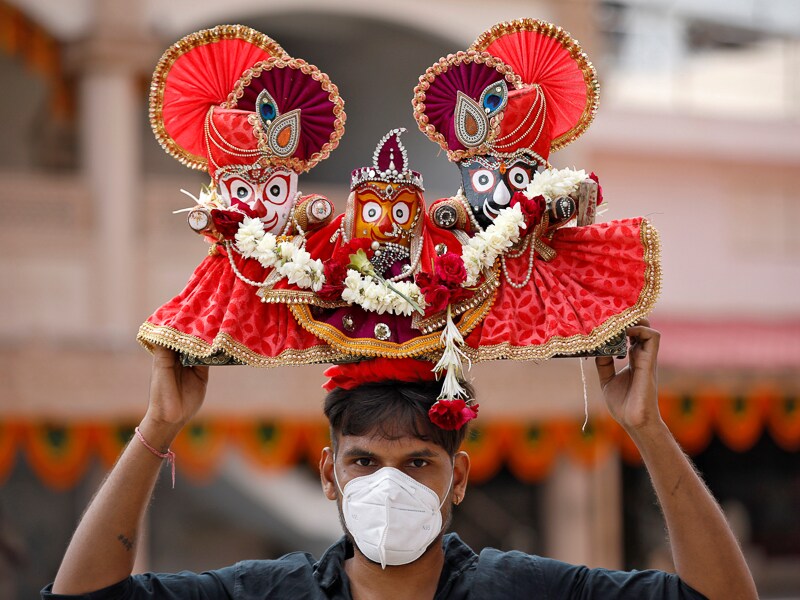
[52,346,211,594]
[141,347,209,447]
[595,319,662,433]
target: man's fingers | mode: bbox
[595,356,617,387]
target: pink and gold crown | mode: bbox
[350,128,424,191]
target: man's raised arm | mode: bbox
[51,347,209,595]
[595,321,757,600]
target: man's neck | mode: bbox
[344,542,445,600]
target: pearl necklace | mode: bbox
[500,233,536,289]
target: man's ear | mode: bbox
[452,450,470,504]
[320,446,338,501]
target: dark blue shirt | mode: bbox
[42,533,707,599]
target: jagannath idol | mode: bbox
[137,25,348,365]
[412,18,662,361]
[288,128,495,362]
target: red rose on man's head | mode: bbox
[210,209,245,239]
[434,253,467,288]
[428,398,479,430]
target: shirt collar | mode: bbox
[313,534,478,596]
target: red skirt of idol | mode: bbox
[465,217,661,360]
[137,245,334,365]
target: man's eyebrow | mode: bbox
[406,448,438,458]
[341,446,375,458]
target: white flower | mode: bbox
[235,217,265,256]
[308,259,325,292]
[254,234,278,268]
[525,167,586,200]
[361,280,387,313]
[277,241,297,263]
[342,270,364,304]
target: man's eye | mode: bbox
[409,458,428,468]
[355,458,373,467]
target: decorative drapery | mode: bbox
[2,387,797,490]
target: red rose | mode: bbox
[210,209,245,239]
[415,271,434,290]
[512,192,544,227]
[318,259,348,301]
[589,172,603,205]
[422,284,451,315]
[428,399,479,430]
[434,253,467,288]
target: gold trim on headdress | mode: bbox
[149,25,290,171]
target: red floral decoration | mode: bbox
[415,252,470,316]
[511,192,544,228]
[428,398,479,430]
[318,240,376,301]
[210,209,245,239]
[589,172,603,205]
[318,259,348,301]
[333,238,374,265]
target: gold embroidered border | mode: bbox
[222,57,346,173]
[412,51,523,162]
[289,286,494,359]
[464,218,662,362]
[137,322,348,367]
[149,25,290,171]
[468,18,600,154]
[258,288,348,309]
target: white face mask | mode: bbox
[335,464,452,569]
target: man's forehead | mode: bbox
[337,432,443,455]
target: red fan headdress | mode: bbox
[413,18,598,166]
[150,24,346,178]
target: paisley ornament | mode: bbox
[454,91,489,148]
[267,109,301,158]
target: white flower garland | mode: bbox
[341,269,426,316]
[524,166,587,200]
[461,203,527,286]
[234,216,325,292]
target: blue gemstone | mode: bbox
[260,102,276,121]
[484,94,502,111]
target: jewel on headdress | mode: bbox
[479,80,508,117]
[256,89,279,125]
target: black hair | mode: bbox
[323,380,475,457]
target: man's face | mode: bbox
[217,167,298,233]
[320,433,468,565]
[352,183,421,248]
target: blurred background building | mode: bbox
[0,0,798,597]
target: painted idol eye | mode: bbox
[508,166,531,191]
[392,202,411,224]
[227,178,254,203]
[361,201,382,223]
[264,175,290,205]
[471,169,495,193]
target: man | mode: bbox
[43,322,757,599]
